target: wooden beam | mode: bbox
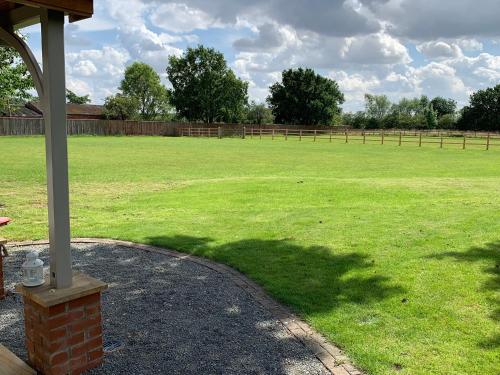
[8,0,93,18]
[0,344,36,375]
[41,8,72,288]
[0,5,40,29]
[0,25,44,99]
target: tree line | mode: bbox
[1,43,498,131]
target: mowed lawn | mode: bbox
[1,136,499,375]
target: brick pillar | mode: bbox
[17,273,107,375]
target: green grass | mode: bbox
[1,136,499,374]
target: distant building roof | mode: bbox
[1,102,104,119]
[0,105,42,118]
[26,102,104,119]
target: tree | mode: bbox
[0,45,34,116]
[66,89,91,104]
[267,68,344,125]
[167,45,248,123]
[438,113,457,129]
[430,97,457,118]
[425,104,438,129]
[245,101,274,124]
[103,94,140,120]
[120,62,170,120]
[364,94,391,120]
[457,85,500,132]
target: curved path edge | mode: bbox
[10,238,364,375]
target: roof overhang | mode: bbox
[0,0,93,31]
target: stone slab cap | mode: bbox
[15,272,107,307]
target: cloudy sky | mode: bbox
[23,0,500,111]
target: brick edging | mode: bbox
[10,238,364,375]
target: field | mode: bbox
[1,136,499,374]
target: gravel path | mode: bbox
[0,243,328,375]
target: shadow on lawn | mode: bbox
[146,235,405,316]
[428,241,500,349]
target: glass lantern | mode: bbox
[22,251,44,287]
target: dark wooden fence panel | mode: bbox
[0,118,340,137]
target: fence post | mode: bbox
[463,135,466,149]
[260,128,262,140]
[208,128,211,138]
[272,128,275,140]
[314,129,317,142]
[345,131,348,143]
[419,132,422,147]
[381,130,384,145]
[440,135,443,149]
[189,127,192,137]
[243,126,246,139]
[285,128,288,141]
[399,131,402,146]
[218,126,222,139]
[330,129,333,143]
[180,128,184,137]
[300,129,302,141]
[363,131,366,144]
[251,127,253,139]
[486,133,490,150]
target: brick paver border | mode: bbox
[10,238,364,375]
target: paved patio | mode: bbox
[0,241,337,374]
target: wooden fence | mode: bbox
[0,118,186,136]
[180,127,500,150]
[1,118,498,150]
[0,118,331,137]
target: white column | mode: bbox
[41,9,72,288]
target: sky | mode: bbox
[22,0,500,112]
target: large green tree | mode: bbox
[0,45,34,116]
[458,84,500,131]
[66,89,90,104]
[167,45,248,123]
[267,68,344,125]
[103,94,140,120]
[430,97,457,118]
[120,62,170,120]
[364,94,391,120]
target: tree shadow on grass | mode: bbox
[427,241,500,349]
[146,235,405,318]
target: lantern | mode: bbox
[22,252,44,287]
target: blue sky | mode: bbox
[23,0,500,112]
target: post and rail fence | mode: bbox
[1,117,498,150]
[180,126,500,150]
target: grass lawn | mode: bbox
[1,136,499,374]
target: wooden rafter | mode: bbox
[0,0,93,28]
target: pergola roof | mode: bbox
[0,0,92,29]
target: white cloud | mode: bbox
[66,46,130,102]
[72,60,98,76]
[150,3,222,33]
[342,33,411,65]
[416,41,463,59]
[412,62,469,103]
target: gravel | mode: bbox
[0,243,328,374]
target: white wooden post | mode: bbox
[41,9,72,288]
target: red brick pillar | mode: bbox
[17,273,107,375]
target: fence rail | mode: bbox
[180,127,500,150]
[1,118,498,150]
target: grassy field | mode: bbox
[1,136,499,374]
